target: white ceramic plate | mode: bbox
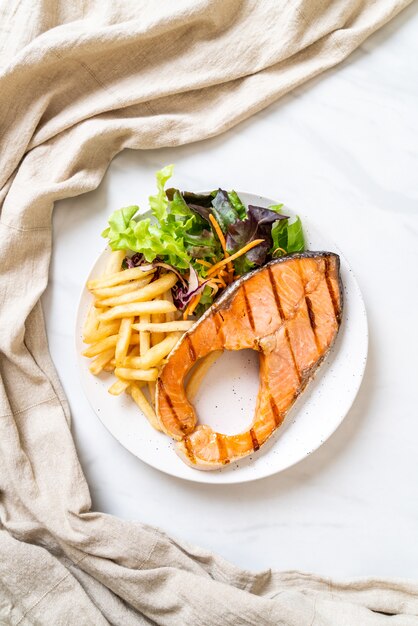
[75,192,368,484]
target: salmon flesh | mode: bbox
[156,252,343,470]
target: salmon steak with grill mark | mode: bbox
[156,252,343,470]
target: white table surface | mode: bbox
[43,5,418,579]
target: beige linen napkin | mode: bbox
[1,1,417,624]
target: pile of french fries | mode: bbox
[82,250,194,431]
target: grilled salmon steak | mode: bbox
[156,252,343,470]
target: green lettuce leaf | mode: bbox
[101,205,139,250]
[149,164,174,221]
[228,191,247,220]
[169,189,193,217]
[271,218,288,255]
[102,167,222,272]
[194,285,215,316]
[287,216,305,252]
[132,218,191,268]
[271,215,305,256]
[268,203,284,213]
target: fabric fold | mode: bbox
[0,1,415,623]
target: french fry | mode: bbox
[99,300,176,322]
[96,273,178,308]
[139,313,150,356]
[102,362,115,373]
[87,266,155,291]
[108,378,130,395]
[91,276,152,299]
[123,333,181,370]
[89,348,115,375]
[83,320,121,344]
[108,378,146,395]
[151,313,165,345]
[126,342,139,356]
[82,333,137,357]
[114,367,159,381]
[186,350,223,401]
[83,253,119,342]
[86,252,126,350]
[129,384,162,431]
[83,334,119,357]
[105,250,126,275]
[164,289,176,323]
[115,317,134,366]
[83,256,185,411]
[82,304,100,342]
[132,321,194,333]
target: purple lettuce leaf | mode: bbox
[122,253,186,285]
[122,252,145,269]
[187,203,212,222]
[247,205,288,225]
[170,189,215,223]
[211,189,240,232]
[226,205,289,273]
[171,265,208,310]
[178,191,215,208]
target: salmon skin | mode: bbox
[156,252,343,470]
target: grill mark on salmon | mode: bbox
[249,428,260,452]
[324,257,340,323]
[213,312,225,343]
[269,396,282,427]
[216,434,230,465]
[284,327,301,382]
[305,296,316,330]
[305,295,321,353]
[267,266,284,320]
[185,335,196,362]
[241,282,255,331]
[156,252,343,469]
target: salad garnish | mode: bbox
[102,165,305,317]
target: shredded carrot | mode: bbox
[206,281,219,296]
[209,214,234,277]
[183,293,200,319]
[212,275,226,288]
[209,214,227,254]
[196,259,212,268]
[188,295,201,317]
[207,239,264,277]
[272,247,287,257]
